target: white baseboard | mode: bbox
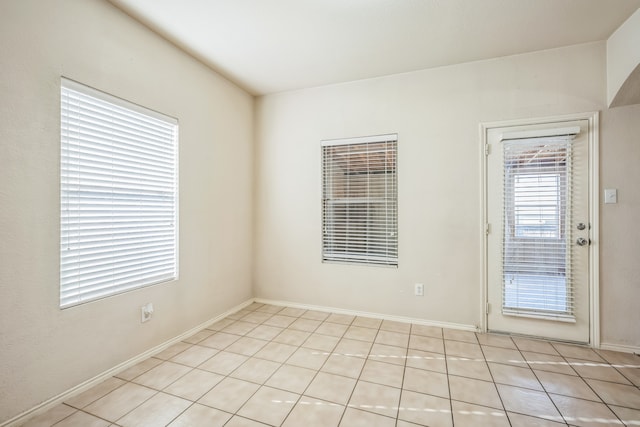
[1,299,253,427]
[255,298,640,354]
[599,342,640,355]
[253,298,479,332]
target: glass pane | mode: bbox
[514,174,560,238]
[502,139,571,315]
[322,139,397,266]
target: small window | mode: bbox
[321,134,397,266]
[60,78,178,308]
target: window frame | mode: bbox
[501,133,575,315]
[321,134,398,267]
[59,78,179,308]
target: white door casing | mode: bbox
[482,113,599,345]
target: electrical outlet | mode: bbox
[141,302,154,323]
[414,283,424,296]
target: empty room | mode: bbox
[1,0,640,426]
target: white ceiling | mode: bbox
[108,0,640,95]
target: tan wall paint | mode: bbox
[0,0,253,421]
[607,8,640,106]
[1,1,639,423]
[254,43,610,332]
[600,104,640,348]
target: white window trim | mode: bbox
[321,133,398,267]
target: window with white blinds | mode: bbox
[60,78,178,308]
[321,134,397,266]
[502,132,575,319]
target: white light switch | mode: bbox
[604,189,617,204]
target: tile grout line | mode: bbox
[158,302,268,427]
[442,326,456,427]
[156,303,266,427]
[515,340,564,425]
[204,303,281,426]
[544,340,626,423]
[165,305,276,427]
[477,333,518,427]
[217,302,281,426]
[216,304,289,426]
[549,340,631,425]
[280,312,356,426]
[392,323,411,426]
[515,339,567,425]
[335,317,384,425]
[222,306,354,426]
[263,306,329,426]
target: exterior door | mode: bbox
[486,118,592,343]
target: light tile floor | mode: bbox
[23,303,640,426]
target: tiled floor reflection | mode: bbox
[24,303,640,426]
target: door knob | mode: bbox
[576,237,590,246]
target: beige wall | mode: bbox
[0,0,253,422]
[254,43,619,333]
[1,1,639,423]
[600,104,640,348]
[607,8,640,106]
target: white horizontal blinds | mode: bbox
[502,131,576,320]
[60,79,178,308]
[322,134,397,266]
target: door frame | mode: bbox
[480,112,600,347]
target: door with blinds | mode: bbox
[486,118,592,343]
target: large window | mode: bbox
[502,135,571,314]
[321,134,397,266]
[60,78,178,308]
